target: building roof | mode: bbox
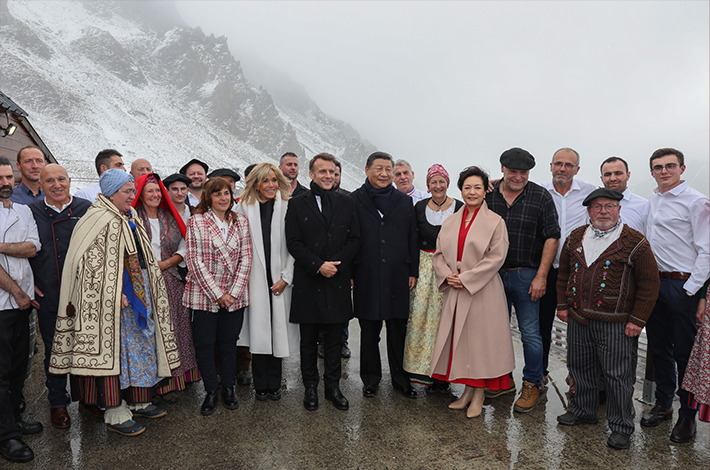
[0,91,29,117]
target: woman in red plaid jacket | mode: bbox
[183,177,252,416]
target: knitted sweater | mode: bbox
[556,224,659,327]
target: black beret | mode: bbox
[582,188,624,206]
[208,168,241,182]
[500,148,536,170]
[162,173,192,188]
[179,158,209,175]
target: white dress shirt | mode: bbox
[44,196,73,213]
[541,178,596,268]
[406,187,429,205]
[74,182,101,203]
[619,188,648,235]
[187,192,200,207]
[0,202,41,310]
[646,181,710,294]
[582,222,623,266]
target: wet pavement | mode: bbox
[7,321,709,469]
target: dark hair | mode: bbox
[600,156,629,173]
[309,152,336,171]
[365,151,394,168]
[17,145,44,163]
[0,156,12,167]
[650,148,684,169]
[334,160,342,171]
[457,166,489,191]
[244,163,257,178]
[280,152,298,164]
[193,177,235,222]
[95,149,122,176]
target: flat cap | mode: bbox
[208,168,241,182]
[162,173,192,188]
[582,188,624,206]
[179,158,209,175]
[500,147,535,170]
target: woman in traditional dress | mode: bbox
[682,282,710,428]
[132,173,200,404]
[183,177,252,415]
[236,163,299,401]
[50,169,180,436]
[430,166,514,418]
[403,164,462,391]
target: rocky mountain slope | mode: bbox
[0,0,374,190]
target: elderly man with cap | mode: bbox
[163,173,193,224]
[179,159,209,207]
[49,169,180,437]
[555,188,659,449]
[484,147,560,413]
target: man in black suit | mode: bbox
[350,151,419,399]
[286,153,361,411]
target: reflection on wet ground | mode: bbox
[8,321,709,469]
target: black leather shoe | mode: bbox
[398,384,418,399]
[557,411,598,426]
[670,417,696,443]
[17,420,43,435]
[607,431,630,450]
[255,390,268,401]
[0,438,34,463]
[201,391,219,416]
[304,386,318,411]
[640,405,672,427]
[222,386,239,410]
[362,385,377,398]
[325,387,349,410]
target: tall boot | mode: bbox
[467,387,485,418]
[449,385,474,410]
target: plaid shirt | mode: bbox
[183,211,252,312]
[485,180,560,269]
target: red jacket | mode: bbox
[183,211,252,312]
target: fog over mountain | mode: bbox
[0,0,375,191]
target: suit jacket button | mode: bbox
[381,221,385,226]
[381,239,385,244]
[382,259,386,263]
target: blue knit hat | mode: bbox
[100,169,134,197]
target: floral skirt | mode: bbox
[403,251,444,377]
[682,292,710,422]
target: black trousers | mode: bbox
[192,308,244,392]
[0,308,30,442]
[359,318,409,389]
[538,268,558,377]
[252,354,282,392]
[300,323,344,389]
[37,309,70,408]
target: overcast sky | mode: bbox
[176,1,709,196]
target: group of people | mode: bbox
[0,143,707,463]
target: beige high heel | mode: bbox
[449,385,474,410]
[466,387,485,418]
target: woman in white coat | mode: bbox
[236,163,299,400]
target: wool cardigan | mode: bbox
[556,224,659,328]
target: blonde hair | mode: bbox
[240,163,290,205]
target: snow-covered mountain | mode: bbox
[0,0,374,191]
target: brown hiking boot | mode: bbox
[514,381,541,413]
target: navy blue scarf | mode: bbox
[364,178,393,214]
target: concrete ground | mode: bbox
[7,321,709,470]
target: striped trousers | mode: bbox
[72,375,152,407]
[568,319,638,435]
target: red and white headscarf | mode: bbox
[426,164,450,191]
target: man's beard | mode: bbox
[190,181,203,190]
[0,185,13,199]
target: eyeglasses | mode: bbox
[118,189,137,196]
[552,162,576,170]
[651,163,679,173]
[590,203,618,212]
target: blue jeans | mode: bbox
[499,268,544,386]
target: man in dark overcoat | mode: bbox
[350,151,419,398]
[286,153,361,411]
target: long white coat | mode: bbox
[236,194,299,357]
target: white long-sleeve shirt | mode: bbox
[619,188,649,235]
[646,181,710,294]
[0,202,41,310]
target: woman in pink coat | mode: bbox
[430,166,515,418]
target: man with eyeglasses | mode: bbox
[599,156,648,234]
[641,147,709,444]
[540,147,595,390]
[555,188,659,450]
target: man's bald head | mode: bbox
[40,164,72,208]
[130,158,152,179]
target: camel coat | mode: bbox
[429,202,515,381]
[236,195,299,357]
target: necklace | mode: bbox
[431,196,448,211]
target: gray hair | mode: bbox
[552,147,580,165]
[394,159,412,169]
